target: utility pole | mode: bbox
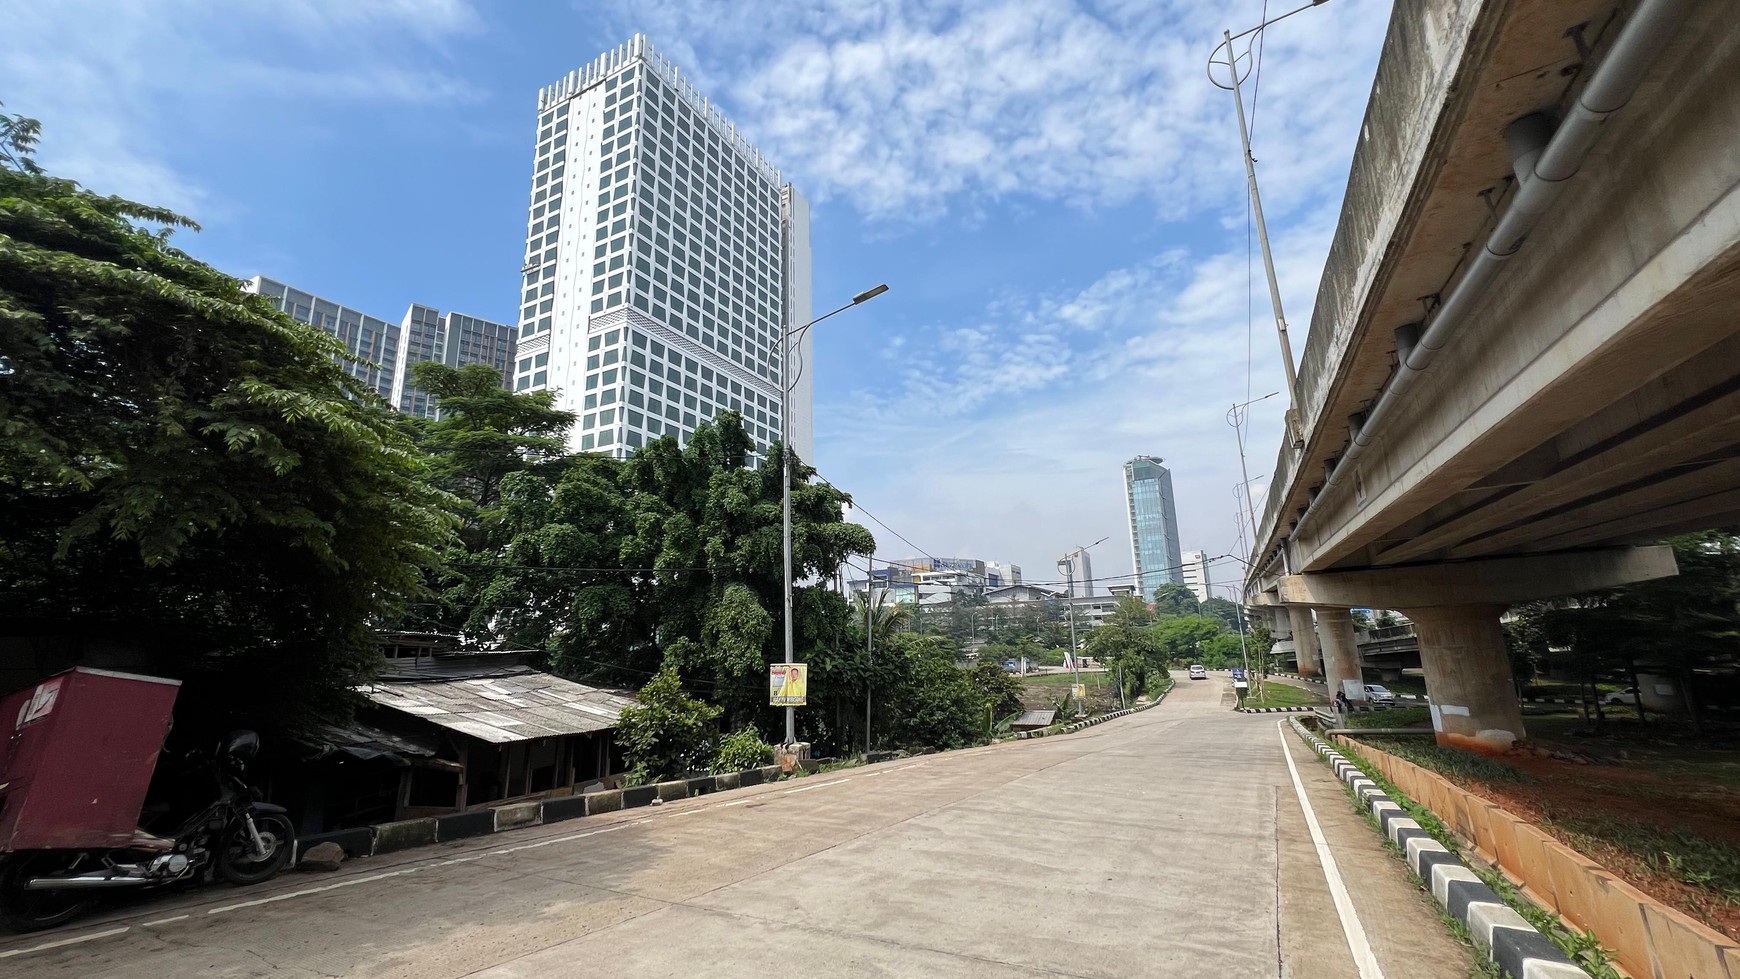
[865,558,874,758]
[1208,1,1338,446]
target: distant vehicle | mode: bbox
[1601,686,1640,706]
[1363,684,1396,707]
[1188,665,1207,680]
[1002,659,1019,674]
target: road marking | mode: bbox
[781,777,853,794]
[140,914,189,927]
[1277,720,1385,979]
[0,926,130,958]
[489,821,635,855]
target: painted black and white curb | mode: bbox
[1287,718,1588,979]
[1013,684,1172,739]
[1238,705,1316,713]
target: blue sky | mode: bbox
[3,0,1391,595]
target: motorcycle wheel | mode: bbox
[0,853,95,932]
[217,814,294,886]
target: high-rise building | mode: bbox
[1056,548,1095,598]
[1124,455,1183,601]
[244,276,513,419]
[511,36,812,461]
[246,276,401,402]
[1180,549,1212,604]
[391,306,517,418]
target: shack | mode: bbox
[285,649,633,832]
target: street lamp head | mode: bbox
[852,283,890,305]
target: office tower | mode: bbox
[244,277,513,419]
[1124,455,1184,601]
[1180,550,1212,603]
[1056,548,1095,599]
[511,35,812,461]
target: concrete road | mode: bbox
[0,674,1471,978]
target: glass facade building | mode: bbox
[513,35,812,461]
[244,276,513,420]
[1124,456,1184,602]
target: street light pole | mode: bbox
[781,283,889,746]
[1208,0,1333,447]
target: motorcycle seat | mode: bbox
[129,829,177,853]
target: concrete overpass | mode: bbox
[1244,0,1738,752]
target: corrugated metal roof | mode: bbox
[1010,709,1057,729]
[362,669,637,744]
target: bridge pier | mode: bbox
[1402,604,1526,756]
[1286,606,1322,678]
[1315,607,1364,706]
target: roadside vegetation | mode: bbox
[1238,684,1316,709]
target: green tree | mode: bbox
[406,361,575,636]
[616,667,722,783]
[885,635,983,750]
[966,658,1024,719]
[0,114,455,734]
[1201,597,1243,631]
[1153,616,1225,665]
[1152,583,1201,617]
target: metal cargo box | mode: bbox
[0,668,180,851]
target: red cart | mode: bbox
[0,668,294,930]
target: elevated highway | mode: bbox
[1245,0,1738,751]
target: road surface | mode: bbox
[0,673,1471,978]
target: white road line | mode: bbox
[1277,720,1385,979]
[781,777,853,794]
[140,914,189,927]
[489,821,635,855]
[0,926,129,958]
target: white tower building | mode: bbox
[510,36,813,462]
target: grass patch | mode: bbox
[1239,683,1316,709]
[1343,706,1433,729]
[1552,815,1740,906]
[1360,736,1536,783]
[1021,671,1110,687]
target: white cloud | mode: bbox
[0,0,484,212]
[607,0,1390,222]
[815,203,1342,590]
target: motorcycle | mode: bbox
[0,730,295,931]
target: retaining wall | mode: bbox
[1335,734,1740,978]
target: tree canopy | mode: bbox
[0,114,455,733]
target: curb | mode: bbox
[1012,683,1174,740]
[1236,705,1315,713]
[293,762,785,865]
[1286,718,1588,979]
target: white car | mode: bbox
[1188,665,1207,680]
[1601,687,1640,706]
[1363,684,1397,707]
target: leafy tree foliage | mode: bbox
[1152,583,1201,617]
[1201,597,1244,631]
[406,361,574,636]
[0,115,454,734]
[616,667,721,783]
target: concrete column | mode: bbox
[1286,606,1322,677]
[1315,607,1364,705]
[1403,604,1526,755]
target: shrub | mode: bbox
[712,726,775,774]
[617,667,721,784]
